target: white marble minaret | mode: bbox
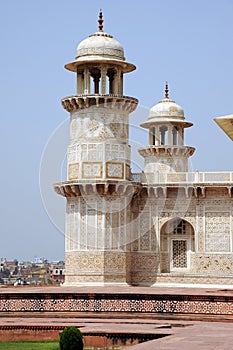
[54,11,138,286]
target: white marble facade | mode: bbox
[54,12,233,286]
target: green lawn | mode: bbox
[0,342,106,350]
[0,341,59,350]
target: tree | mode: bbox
[59,326,84,350]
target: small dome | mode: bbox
[76,31,125,61]
[65,10,135,73]
[148,98,184,120]
[140,83,193,129]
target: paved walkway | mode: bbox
[124,321,233,349]
[0,315,233,349]
[1,285,233,348]
[1,284,233,296]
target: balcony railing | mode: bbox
[131,172,233,184]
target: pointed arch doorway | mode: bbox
[160,218,195,273]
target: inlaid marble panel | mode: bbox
[83,162,102,178]
[205,212,230,252]
[106,162,124,179]
[68,163,79,180]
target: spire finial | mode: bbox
[98,9,104,32]
[165,81,169,99]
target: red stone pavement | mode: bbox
[1,285,233,295]
[1,285,233,349]
[0,315,233,349]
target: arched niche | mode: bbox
[160,217,195,273]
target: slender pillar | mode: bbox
[155,126,160,146]
[178,127,184,146]
[120,72,123,95]
[77,72,84,94]
[101,66,107,94]
[149,127,154,145]
[84,68,90,94]
[116,67,122,95]
[168,125,172,146]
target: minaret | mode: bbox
[139,83,195,182]
[54,11,138,286]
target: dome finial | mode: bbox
[165,81,169,99]
[98,9,104,32]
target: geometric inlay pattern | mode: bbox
[83,162,102,178]
[106,162,124,179]
[205,212,230,252]
[172,240,187,268]
[0,292,233,316]
[191,254,233,274]
[68,163,79,180]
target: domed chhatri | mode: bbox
[149,82,184,119]
[76,32,125,61]
[141,82,193,128]
[65,10,135,73]
[62,10,138,103]
[149,99,184,119]
[139,83,195,175]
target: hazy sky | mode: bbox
[0,0,232,261]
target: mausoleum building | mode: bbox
[54,12,233,286]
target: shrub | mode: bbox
[59,326,84,350]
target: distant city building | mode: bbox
[54,11,233,286]
[49,261,65,284]
[0,259,64,285]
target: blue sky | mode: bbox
[0,0,232,261]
